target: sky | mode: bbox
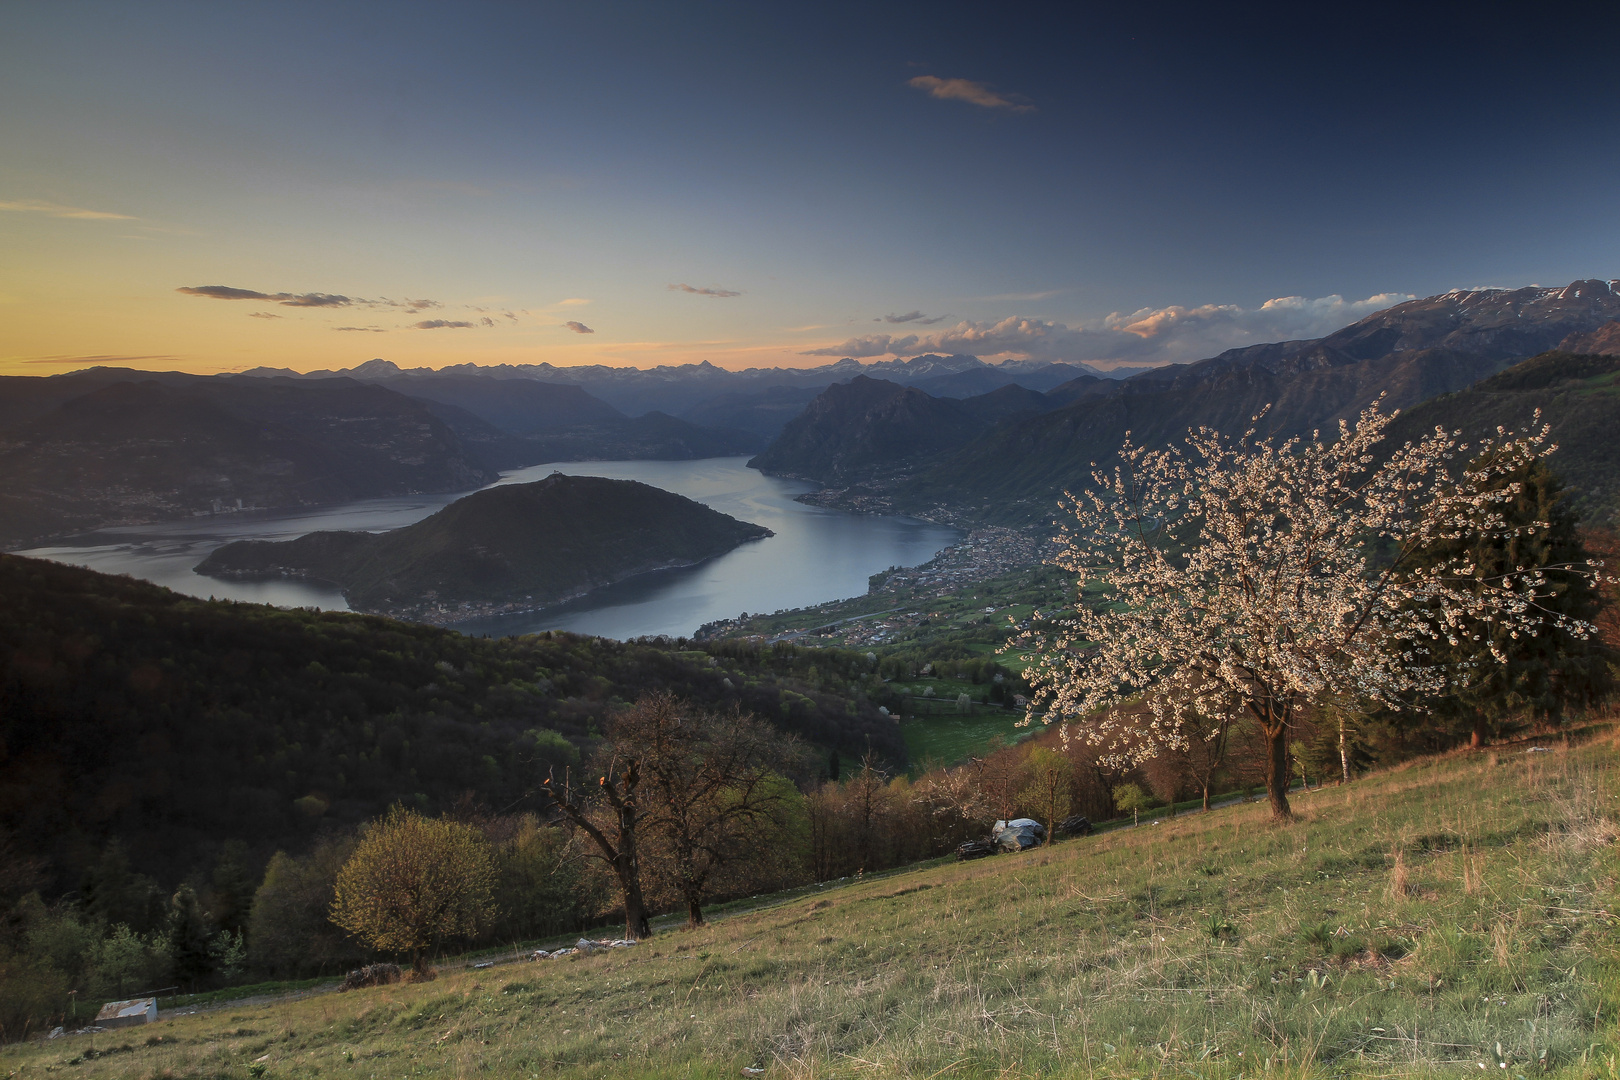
[3,1,1618,376]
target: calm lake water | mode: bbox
[15,458,960,641]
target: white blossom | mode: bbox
[1010,401,1599,817]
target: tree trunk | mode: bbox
[1339,716,1351,785]
[686,895,705,927]
[1470,714,1487,749]
[1202,783,1211,812]
[614,842,652,940]
[1266,725,1292,820]
[619,865,652,940]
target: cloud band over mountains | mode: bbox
[805,292,1414,366]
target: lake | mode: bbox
[14,457,960,641]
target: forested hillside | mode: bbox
[0,555,903,897]
[1390,351,1620,527]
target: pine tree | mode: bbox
[1413,461,1612,746]
[166,883,215,989]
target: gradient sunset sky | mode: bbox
[4,2,1617,376]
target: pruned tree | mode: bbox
[1015,401,1601,819]
[843,752,894,874]
[538,738,654,941]
[1176,703,1236,809]
[329,807,496,973]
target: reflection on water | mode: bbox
[15,458,960,641]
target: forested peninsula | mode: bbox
[196,473,771,622]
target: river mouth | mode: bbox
[13,457,960,641]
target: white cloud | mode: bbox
[802,292,1414,366]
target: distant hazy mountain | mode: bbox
[911,362,1096,399]
[676,384,828,440]
[380,374,624,433]
[242,352,1133,422]
[747,376,1028,485]
[245,367,764,459]
[197,473,772,621]
[0,374,495,547]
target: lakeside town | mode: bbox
[693,526,1058,646]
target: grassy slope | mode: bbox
[7,730,1616,1079]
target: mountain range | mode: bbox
[8,278,1618,548]
[0,373,496,548]
[0,370,759,547]
[241,353,1138,434]
[746,280,1620,526]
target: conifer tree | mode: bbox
[1411,461,1612,745]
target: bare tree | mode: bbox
[539,745,654,940]
[543,693,802,934]
[844,753,893,874]
[628,695,800,926]
[1016,402,1599,819]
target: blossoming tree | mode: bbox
[1013,401,1600,819]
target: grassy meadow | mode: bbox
[5,728,1617,1080]
[900,710,1035,768]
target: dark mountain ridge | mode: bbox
[0,374,496,548]
[1558,318,1620,356]
[746,376,992,484]
[196,474,772,622]
[0,368,765,547]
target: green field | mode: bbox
[900,707,1037,768]
[7,726,1616,1079]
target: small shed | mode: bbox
[94,998,157,1028]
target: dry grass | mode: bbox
[1388,847,1413,900]
[4,728,1618,1079]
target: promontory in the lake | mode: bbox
[195,473,772,623]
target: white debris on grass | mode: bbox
[530,937,637,961]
